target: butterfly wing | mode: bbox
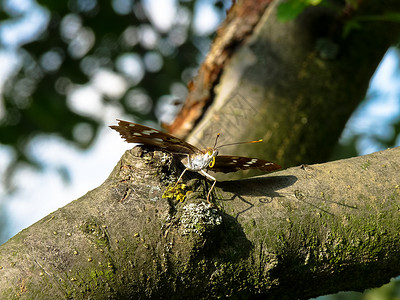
[211,155,281,173]
[110,120,201,155]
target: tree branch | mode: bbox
[1,146,399,299]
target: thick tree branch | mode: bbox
[1,146,399,299]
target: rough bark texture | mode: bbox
[166,0,272,137]
[0,145,399,299]
[169,0,400,176]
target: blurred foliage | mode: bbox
[344,13,400,37]
[277,0,400,40]
[277,0,323,22]
[313,277,400,300]
[0,0,229,187]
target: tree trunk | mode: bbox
[0,145,399,299]
[169,0,400,176]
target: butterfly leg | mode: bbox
[199,170,217,204]
[174,168,188,187]
[173,152,192,187]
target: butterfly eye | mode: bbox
[209,157,216,168]
[207,150,213,155]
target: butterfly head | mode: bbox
[205,148,218,168]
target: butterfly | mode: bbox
[110,119,281,203]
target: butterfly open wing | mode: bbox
[211,155,281,173]
[110,120,201,155]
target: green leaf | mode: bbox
[277,0,308,22]
[343,20,362,37]
[345,0,359,10]
[343,12,400,37]
[372,12,400,22]
[306,0,322,5]
[355,13,400,22]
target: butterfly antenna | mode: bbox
[213,133,221,149]
[215,139,263,150]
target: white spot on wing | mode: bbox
[142,129,159,135]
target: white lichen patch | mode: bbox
[149,185,162,201]
[180,202,222,236]
[159,152,171,163]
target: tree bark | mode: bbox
[1,145,399,299]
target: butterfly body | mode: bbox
[180,148,216,171]
[110,119,280,203]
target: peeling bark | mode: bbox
[1,146,399,299]
[166,0,272,137]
